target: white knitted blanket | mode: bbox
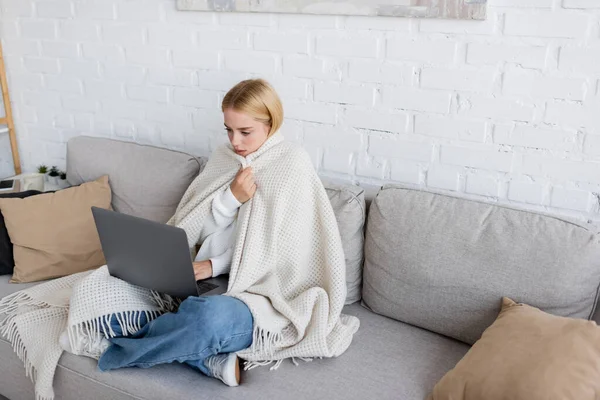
[168,131,360,366]
[0,266,173,400]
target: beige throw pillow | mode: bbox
[429,297,600,400]
[0,176,112,283]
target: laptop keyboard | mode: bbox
[196,281,219,295]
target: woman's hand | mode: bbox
[193,260,212,281]
[230,166,257,204]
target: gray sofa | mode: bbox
[1,136,599,400]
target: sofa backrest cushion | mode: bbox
[362,184,600,345]
[322,180,366,304]
[67,136,206,223]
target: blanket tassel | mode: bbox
[67,309,163,357]
[0,291,53,320]
[1,314,36,383]
[244,356,314,371]
[243,360,274,371]
[150,291,180,313]
[291,356,313,366]
[248,325,282,361]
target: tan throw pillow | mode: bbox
[0,176,112,283]
[429,297,600,400]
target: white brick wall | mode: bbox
[0,0,599,224]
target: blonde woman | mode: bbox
[98,79,359,387]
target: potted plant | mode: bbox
[58,171,69,189]
[37,165,48,182]
[47,166,60,185]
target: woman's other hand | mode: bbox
[193,260,212,281]
[230,166,257,203]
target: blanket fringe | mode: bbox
[242,324,311,372]
[1,312,36,383]
[291,356,313,366]
[243,360,274,371]
[150,291,180,312]
[0,291,54,320]
[248,325,282,360]
[67,309,161,357]
[270,359,284,371]
[243,356,314,371]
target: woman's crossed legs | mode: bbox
[98,295,253,386]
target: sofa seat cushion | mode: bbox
[0,277,469,400]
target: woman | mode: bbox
[98,79,359,387]
[190,78,282,283]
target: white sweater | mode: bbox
[194,186,242,277]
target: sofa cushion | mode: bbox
[67,136,207,223]
[0,176,112,283]
[322,180,366,304]
[0,286,469,400]
[363,184,600,345]
[0,190,43,275]
[429,297,600,400]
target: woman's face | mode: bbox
[223,108,270,157]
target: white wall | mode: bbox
[0,0,599,223]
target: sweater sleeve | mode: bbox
[209,247,233,277]
[200,186,242,239]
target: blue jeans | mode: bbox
[98,295,254,377]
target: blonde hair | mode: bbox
[222,79,284,137]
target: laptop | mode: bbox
[91,207,228,299]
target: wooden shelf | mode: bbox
[0,42,20,175]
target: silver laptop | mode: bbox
[91,207,228,299]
